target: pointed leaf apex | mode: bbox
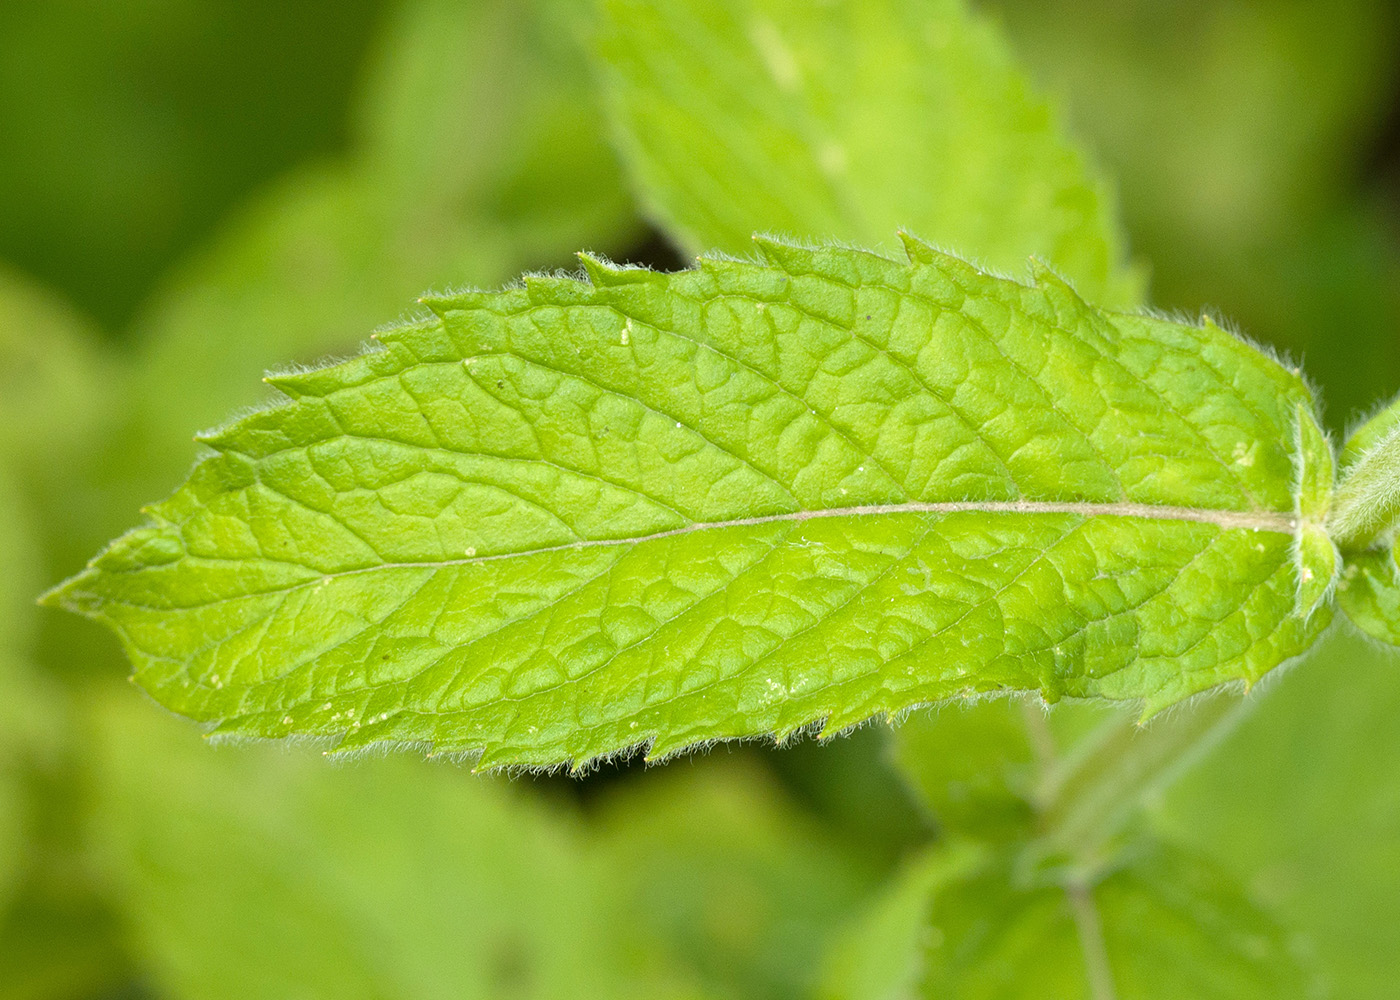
[416,294,456,319]
[577,253,656,287]
[898,230,937,263]
[750,233,802,265]
[262,371,307,398]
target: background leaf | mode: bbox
[0,0,384,327]
[986,0,1400,425]
[115,0,639,520]
[824,838,1312,999]
[594,0,1138,305]
[1156,629,1400,998]
[83,689,701,1000]
[590,755,881,1000]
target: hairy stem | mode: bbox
[1330,426,1400,550]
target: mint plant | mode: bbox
[14,0,1400,997]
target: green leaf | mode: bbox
[891,688,1243,860]
[49,237,1333,768]
[986,0,1400,425]
[822,838,1313,999]
[1338,549,1400,646]
[594,0,1138,306]
[1328,406,1400,551]
[818,843,982,1000]
[891,699,1040,841]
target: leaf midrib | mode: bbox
[127,500,1296,606]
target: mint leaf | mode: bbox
[595,0,1138,305]
[823,838,1312,999]
[49,238,1332,768]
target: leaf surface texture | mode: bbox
[52,239,1331,767]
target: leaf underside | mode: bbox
[49,236,1331,769]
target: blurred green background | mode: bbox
[3,1,1400,997]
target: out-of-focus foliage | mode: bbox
[591,757,880,1000]
[0,470,41,918]
[0,0,385,328]
[823,839,1312,999]
[4,0,1400,996]
[119,0,640,515]
[1159,630,1400,998]
[85,692,686,1000]
[986,0,1400,425]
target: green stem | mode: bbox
[1030,696,1243,871]
[1330,426,1400,551]
[1015,697,1244,1000]
[1066,878,1118,1000]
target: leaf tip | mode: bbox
[750,232,803,265]
[415,293,459,320]
[897,230,937,263]
[261,371,306,399]
[34,580,65,610]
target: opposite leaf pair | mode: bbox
[45,234,1400,770]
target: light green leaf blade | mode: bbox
[595,0,1138,306]
[49,238,1332,768]
[823,838,1312,1000]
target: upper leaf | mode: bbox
[595,0,1139,306]
[48,238,1331,769]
